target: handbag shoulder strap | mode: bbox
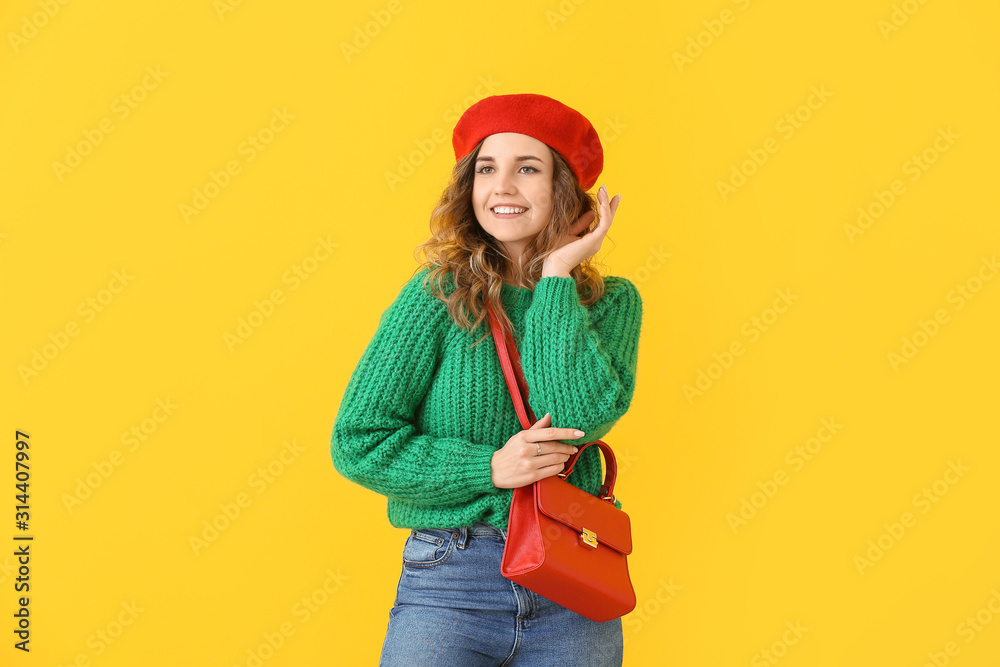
[486,298,536,430]
[485,297,619,502]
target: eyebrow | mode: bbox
[475,155,544,163]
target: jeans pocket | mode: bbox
[402,528,457,569]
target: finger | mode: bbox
[533,452,571,466]
[531,443,577,459]
[529,427,585,441]
[571,210,596,236]
[545,442,574,455]
[600,186,620,218]
[590,210,612,241]
[536,443,580,460]
[597,203,618,236]
[596,188,613,223]
[535,460,568,478]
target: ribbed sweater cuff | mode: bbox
[448,439,500,498]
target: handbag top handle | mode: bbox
[485,297,619,502]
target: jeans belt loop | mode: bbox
[456,525,469,549]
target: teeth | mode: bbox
[493,206,526,214]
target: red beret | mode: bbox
[452,93,603,190]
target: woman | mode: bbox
[331,93,643,665]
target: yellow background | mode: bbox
[2,0,999,664]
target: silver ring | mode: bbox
[535,442,542,456]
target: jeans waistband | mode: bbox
[456,522,506,548]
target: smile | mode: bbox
[492,206,527,215]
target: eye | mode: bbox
[475,165,539,175]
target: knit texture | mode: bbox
[330,267,643,531]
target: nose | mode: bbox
[494,167,516,194]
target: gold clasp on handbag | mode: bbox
[580,527,598,548]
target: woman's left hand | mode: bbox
[541,184,622,278]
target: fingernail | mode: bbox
[574,430,585,437]
[573,446,579,452]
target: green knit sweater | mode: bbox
[330,267,642,531]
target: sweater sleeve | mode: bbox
[330,272,498,506]
[519,275,643,445]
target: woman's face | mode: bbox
[471,132,554,266]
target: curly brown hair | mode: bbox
[412,138,611,349]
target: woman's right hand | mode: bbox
[490,412,582,489]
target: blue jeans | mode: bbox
[379,522,623,666]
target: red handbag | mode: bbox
[486,298,636,623]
